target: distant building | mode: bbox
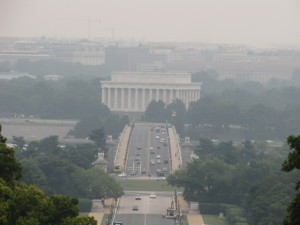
[101,72,201,112]
[0,50,53,66]
[50,41,105,65]
[105,46,162,71]
[44,74,64,81]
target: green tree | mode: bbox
[166,99,186,135]
[88,128,107,154]
[0,124,97,225]
[144,100,167,122]
[282,135,300,225]
[194,138,215,158]
[167,158,233,203]
[0,140,22,187]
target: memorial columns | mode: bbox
[135,88,138,110]
[121,88,124,109]
[150,89,153,102]
[107,87,111,108]
[142,89,145,111]
[163,89,166,104]
[128,88,131,109]
[101,87,105,105]
[114,88,118,109]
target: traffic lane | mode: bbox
[126,125,149,175]
[129,124,151,176]
[115,214,175,225]
[114,214,144,225]
[116,193,174,215]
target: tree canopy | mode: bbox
[282,135,300,225]
[0,124,97,225]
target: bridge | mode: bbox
[113,122,183,177]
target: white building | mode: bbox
[101,72,201,112]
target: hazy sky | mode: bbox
[1,0,300,46]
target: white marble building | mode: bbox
[101,72,201,112]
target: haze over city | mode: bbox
[1,0,300,47]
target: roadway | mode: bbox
[125,123,171,178]
[114,192,177,225]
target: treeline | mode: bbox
[0,77,129,138]
[167,138,300,225]
[12,134,123,199]
[144,76,300,140]
[0,125,102,224]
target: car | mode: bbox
[164,160,169,164]
[156,154,161,159]
[156,159,161,164]
[141,168,146,173]
[163,167,168,172]
[118,173,127,177]
[137,146,142,150]
[113,222,123,225]
[132,205,139,211]
[136,152,141,156]
[156,135,160,139]
[150,193,156,198]
[157,145,161,149]
[150,159,156,165]
[135,194,142,200]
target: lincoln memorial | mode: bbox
[101,72,201,112]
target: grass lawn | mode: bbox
[202,215,229,225]
[181,215,189,225]
[100,214,110,225]
[117,179,181,191]
[79,212,89,216]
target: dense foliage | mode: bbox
[281,135,300,225]
[167,138,299,225]
[12,135,124,200]
[0,124,97,225]
[144,72,300,140]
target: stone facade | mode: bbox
[101,72,201,112]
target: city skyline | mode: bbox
[1,0,300,48]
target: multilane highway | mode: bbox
[125,123,170,178]
[114,192,178,225]
[113,123,188,225]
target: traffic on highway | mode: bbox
[125,123,171,178]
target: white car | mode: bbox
[118,173,127,177]
[150,193,157,198]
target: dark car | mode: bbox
[135,194,142,200]
[132,205,139,211]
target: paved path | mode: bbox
[114,125,132,172]
[186,202,205,225]
[168,126,182,171]
[89,199,115,225]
